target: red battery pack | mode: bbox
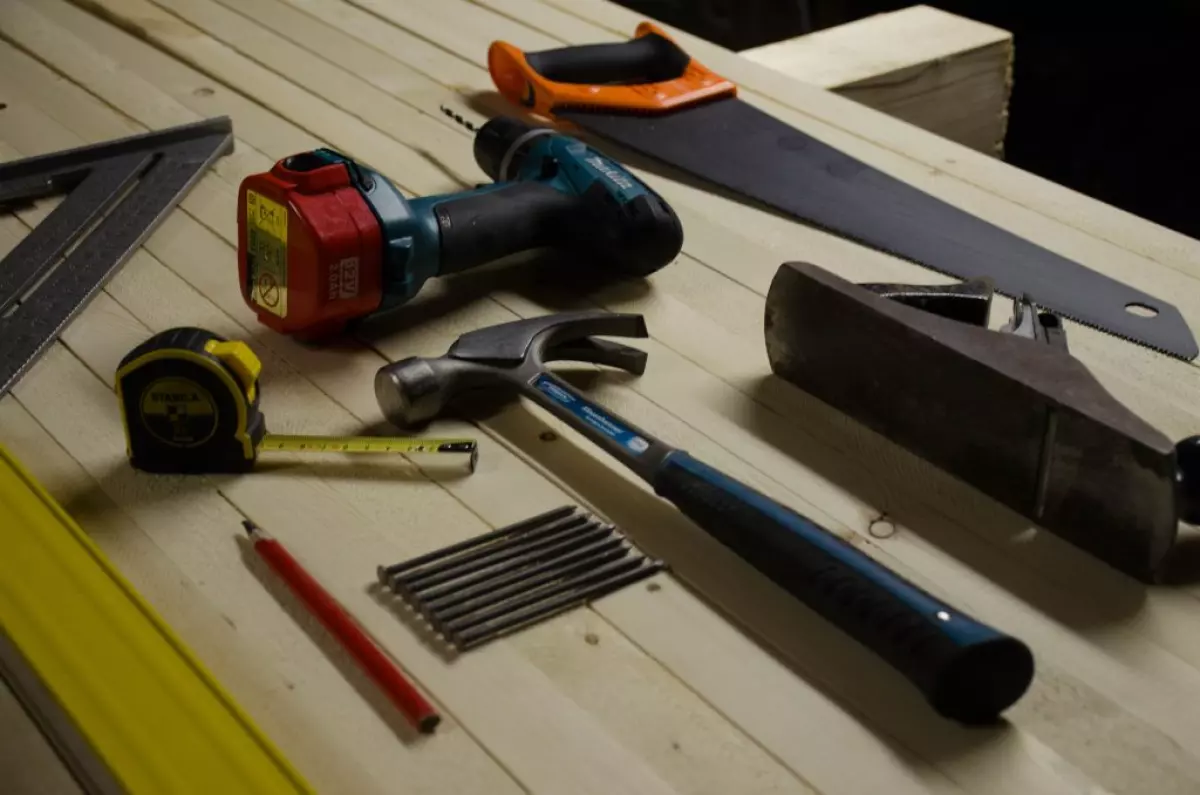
[237,154,383,338]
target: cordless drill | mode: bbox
[237,116,683,338]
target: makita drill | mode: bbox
[237,116,683,338]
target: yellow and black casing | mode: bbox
[116,327,267,473]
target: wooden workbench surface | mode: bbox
[3,1,1200,793]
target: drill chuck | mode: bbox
[472,116,551,181]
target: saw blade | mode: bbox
[559,101,1198,360]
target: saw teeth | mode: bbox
[1048,314,1183,361]
[874,255,1192,361]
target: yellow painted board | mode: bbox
[0,443,313,794]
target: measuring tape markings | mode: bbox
[258,435,476,453]
[117,328,477,473]
[257,435,479,472]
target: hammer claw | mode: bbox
[543,337,648,375]
[449,310,647,365]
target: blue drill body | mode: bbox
[306,117,681,314]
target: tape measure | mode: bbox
[115,327,477,474]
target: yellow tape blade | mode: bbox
[258,434,476,455]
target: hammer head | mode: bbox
[375,311,649,429]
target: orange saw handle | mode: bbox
[488,22,736,118]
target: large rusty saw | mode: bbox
[765,262,1200,581]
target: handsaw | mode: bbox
[764,261,1200,581]
[487,23,1198,361]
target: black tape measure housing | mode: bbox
[116,328,266,474]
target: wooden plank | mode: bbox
[269,0,488,89]
[744,6,1008,96]
[0,18,825,795]
[0,384,498,795]
[0,59,889,795]
[0,37,1142,795]
[61,0,1200,345]
[0,84,640,795]
[144,209,1173,795]
[0,13,976,795]
[37,0,1200,720]
[177,0,1200,677]
[255,0,1200,424]
[742,5,1012,155]
[460,0,1200,332]
[0,148,816,795]
[7,0,1190,600]
[0,169,535,795]
[47,0,468,191]
[89,0,1196,461]
[4,0,1200,793]
[154,0,1200,545]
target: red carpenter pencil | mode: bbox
[242,519,440,734]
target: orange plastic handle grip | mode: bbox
[488,22,736,117]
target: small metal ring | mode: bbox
[498,128,555,181]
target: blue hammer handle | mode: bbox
[521,367,1034,723]
[652,451,1033,723]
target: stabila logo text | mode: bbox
[152,392,201,403]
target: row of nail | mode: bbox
[377,506,663,650]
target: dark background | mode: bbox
[615,1,1200,240]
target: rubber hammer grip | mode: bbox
[653,451,1034,724]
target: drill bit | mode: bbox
[440,105,480,132]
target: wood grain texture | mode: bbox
[1,0,1199,793]
[742,5,1013,155]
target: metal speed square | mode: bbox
[0,117,234,396]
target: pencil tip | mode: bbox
[241,519,257,536]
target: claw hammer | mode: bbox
[374,310,1034,723]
